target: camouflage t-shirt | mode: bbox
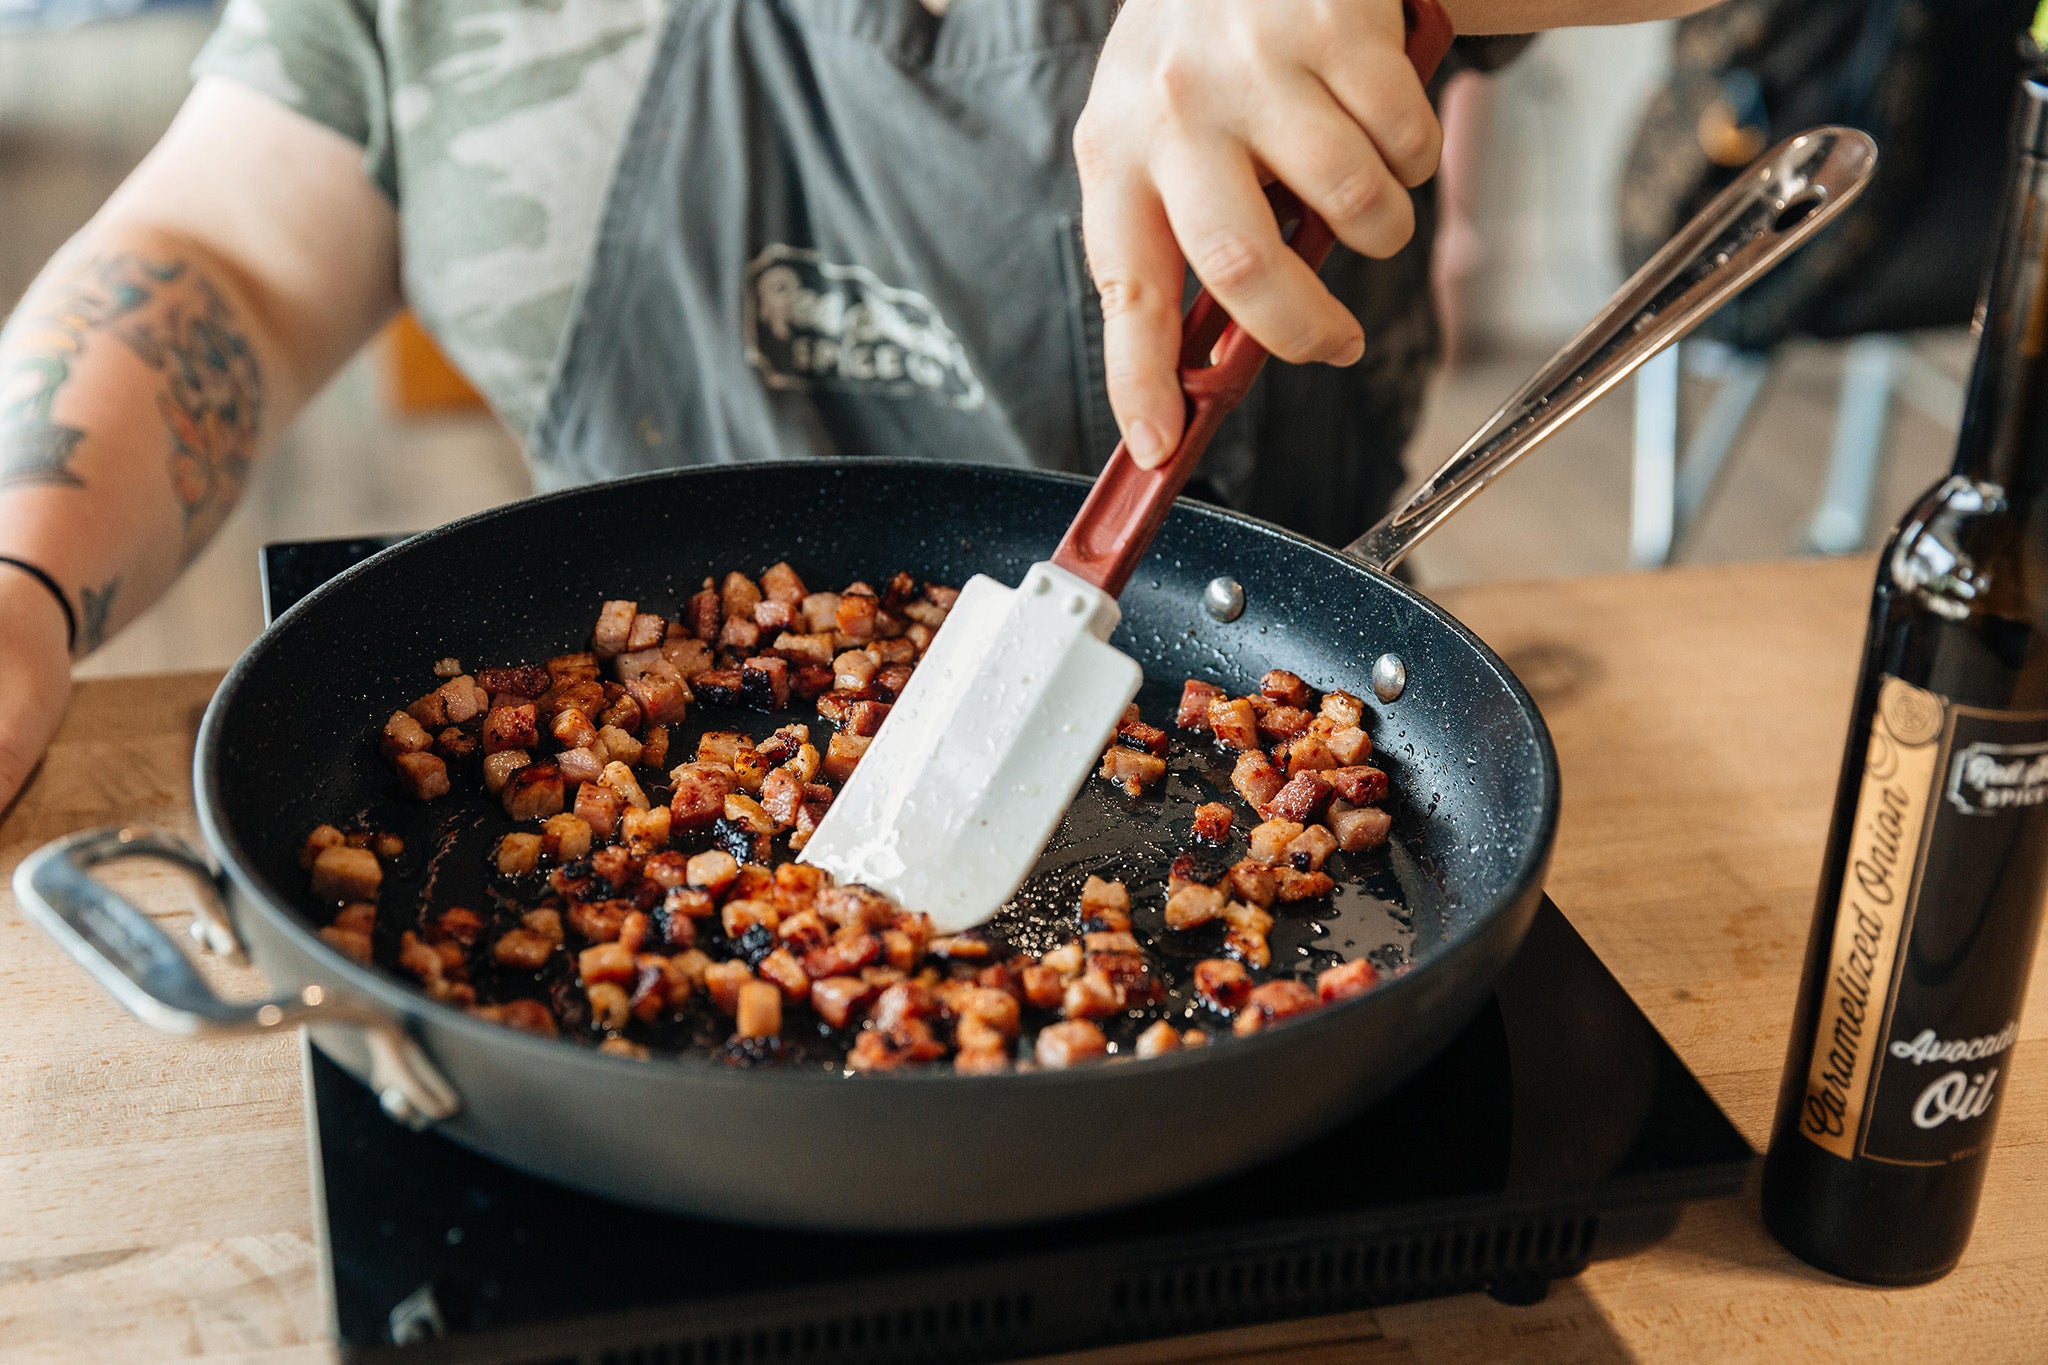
[196,0,674,439]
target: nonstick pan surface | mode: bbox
[182,460,1555,1228]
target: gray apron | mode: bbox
[528,0,1446,544]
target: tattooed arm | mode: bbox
[0,78,401,808]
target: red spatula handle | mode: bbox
[1051,0,1454,596]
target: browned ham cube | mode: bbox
[1260,669,1312,708]
[1176,679,1224,730]
[1208,697,1260,751]
[483,703,539,754]
[393,750,451,802]
[1327,765,1388,805]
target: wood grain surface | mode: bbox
[5,555,2046,1363]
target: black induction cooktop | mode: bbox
[265,535,1752,1365]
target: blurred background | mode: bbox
[0,4,1976,681]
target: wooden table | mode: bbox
[5,555,2047,1363]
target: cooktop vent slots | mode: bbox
[589,1290,1034,1365]
[1101,1214,1600,1339]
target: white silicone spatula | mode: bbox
[796,4,1459,933]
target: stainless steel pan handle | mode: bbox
[13,825,459,1128]
[1347,125,1879,573]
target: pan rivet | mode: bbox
[1372,653,1407,703]
[1203,577,1245,622]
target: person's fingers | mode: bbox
[1315,43,1443,190]
[1076,118,1190,469]
[1153,136,1362,366]
[1246,77,1415,261]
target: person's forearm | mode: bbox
[0,222,296,655]
[1443,0,1721,34]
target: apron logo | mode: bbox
[744,245,985,412]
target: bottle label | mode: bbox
[1799,676,2048,1167]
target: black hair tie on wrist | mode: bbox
[0,555,78,655]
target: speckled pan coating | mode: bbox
[195,461,1558,1230]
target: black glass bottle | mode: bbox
[1761,53,2048,1285]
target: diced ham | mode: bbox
[1260,669,1311,708]
[1320,689,1366,729]
[1327,765,1388,805]
[661,635,715,680]
[1275,868,1336,902]
[835,590,878,642]
[1116,713,1170,756]
[721,571,763,622]
[1135,1020,1184,1058]
[625,666,689,726]
[1225,859,1281,906]
[1079,876,1130,923]
[1326,725,1372,765]
[482,702,538,754]
[393,750,450,801]
[810,976,875,1028]
[1283,734,1339,774]
[823,731,871,782]
[1165,883,1228,930]
[847,699,891,737]
[1190,802,1235,846]
[557,745,604,788]
[800,592,841,633]
[1284,824,1339,872]
[833,649,878,692]
[1208,697,1259,751]
[761,561,808,606]
[760,767,803,827]
[1329,800,1393,853]
[771,631,835,666]
[1099,746,1167,797]
[753,599,798,634]
[1248,819,1306,865]
[693,669,744,707]
[438,675,489,724]
[592,600,637,658]
[1232,751,1285,810]
[548,652,602,684]
[310,845,381,903]
[1262,771,1333,823]
[1256,705,1313,742]
[1176,679,1224,730]
[1034,1019,1108,1069]
[1193,958,1252,1012]
[502,764,565,820]
[686,585,721,641]
[872,662,915,701]
[1317,958,1381,1003]
[381,710,432,758]
[625,612,667,652]
[575,780,623,839]
[740,655,791,710]
[1232,979,1318,1035]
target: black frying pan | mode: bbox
[15,129,1872,1230]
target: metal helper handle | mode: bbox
[12,825,459,1128]
[1346,125,1880,574]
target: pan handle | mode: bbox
[1344,124,1880,574]
[1050,0,1456,597]
[12,825,460,1129]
